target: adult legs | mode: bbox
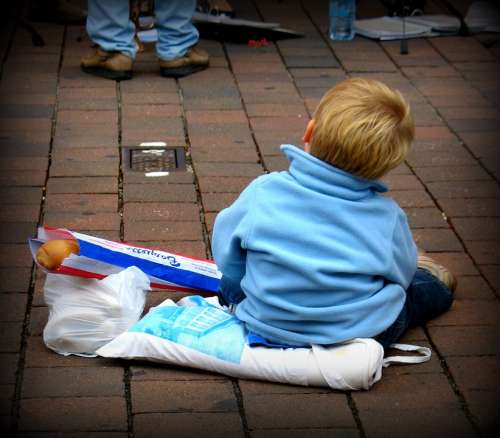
[154,0,199,60]
[86,0,136,59]
[155,0,208,77]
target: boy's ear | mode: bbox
[303,119,315,144]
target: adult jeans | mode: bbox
[375,268,454,348]
[86,0,199,60]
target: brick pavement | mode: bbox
[1,0,499,436]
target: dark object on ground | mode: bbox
[192,12,303,42]
[2,2,45,47]
[29,0,87,24]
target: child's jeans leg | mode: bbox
[217,275,246,307]
[376,268,454,348]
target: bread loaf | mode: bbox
[36,239,80,270]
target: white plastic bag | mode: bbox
[97,296,393,390]
[43,266,151,356]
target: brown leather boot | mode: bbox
[158,45,209,78]
[81,48,133,81]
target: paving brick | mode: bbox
[202,193,239,212]
[186,110,248,125]
[382,174,422,191]
[0,244,34,267]
[0,293,27,322]
[427,93,492,108]
[24,336,116,368]
[243,392,355,429]
[42,211,121,231]
[438,197,500,217]
[402,65,460,78]
[19,397,127,432]
[447,357,499,399]
[263,155,289,172]
[428,181,500,199]
[0,267,32,292]
[0,170,46,187]
[17,433,127,438]
[389,189,436,208]
[407,149,476,167]
[428,299,500,326]
[246,103,308,118]
[478,265,500,294]
[0,384,15,415]
[353,373,475,437]
[429,325,500,356]
[414,165,492,183]
[134,412,244,438]
[454,276,496,300]
[50,160,119,178]
[190,146,259,163]
[121,92,179,105]
[0,322,22,352]
[123,169,195,184]
[28,306,47,337]
[0,156,48,171]
[22,367,124,398]
[238,380,330,395]
[189,132,254,148]
[465,241,500,265]
[0,352,19,385]
[250,430,358,438]
[123,183,197,203]
[0,222,37,243]
[0,187,43,204]
[47,177,118,194]
[459,213,500,238]
[131,380,237,413]
[130,364,225,382]
[412,228,463,252]
[45,194,117,213]
[197,176,255,194]
[414,126,456,141]
[124,202,199,222]
[195,162,263,178]
[53,133,118,149]
[404,207,448,229]
[465,390,500,437]
[124,220,203,241]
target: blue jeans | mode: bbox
[86,0,199,60]
[218,269,454,348]
[375,268,454,348]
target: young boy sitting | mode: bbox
[211,77,455,348]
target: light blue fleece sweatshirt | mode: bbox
[212,144,417,346]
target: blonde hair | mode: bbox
[310,77,414,180]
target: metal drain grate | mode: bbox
[123,146,186,172]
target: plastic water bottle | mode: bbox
[329,0,356,41]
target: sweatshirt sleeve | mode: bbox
[211,180,258,285]
[388,208,418,289]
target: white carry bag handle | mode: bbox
[382,343,432,367]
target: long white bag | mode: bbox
[97,295,430,390]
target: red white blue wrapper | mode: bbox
[29,227,221,294]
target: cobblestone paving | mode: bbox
[1,0,499,437]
